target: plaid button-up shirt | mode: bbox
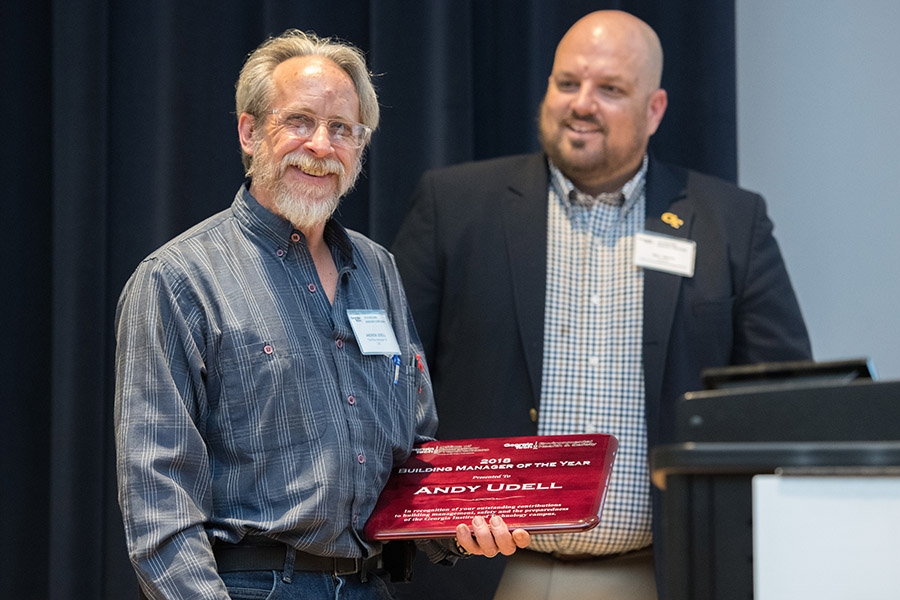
[115,185,439,598]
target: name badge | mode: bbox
[634,231,696,277]
[347,309,402,356]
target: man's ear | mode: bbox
[646,89,668,137]
[238,112,256,156]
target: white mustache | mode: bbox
[281,153,345,178]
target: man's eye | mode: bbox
[557,80,579,92]
[328,121,351,137]
[286,114,316,130]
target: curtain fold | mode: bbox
[1,0,54,596]
[2,1,735,597]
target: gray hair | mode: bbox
[235,29,379,172]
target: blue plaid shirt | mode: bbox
[531,158,653,556]
[115,184,440,598]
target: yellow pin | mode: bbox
[661,212,683,229]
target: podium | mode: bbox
[650,364,900,600]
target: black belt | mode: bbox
[214,541,382,577]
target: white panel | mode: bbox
[753,475,900,599]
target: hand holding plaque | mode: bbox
[454,514,531,557]
[364,434,617,541]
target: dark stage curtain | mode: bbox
[1,1,735,597]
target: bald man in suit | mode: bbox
[392,10,811,600]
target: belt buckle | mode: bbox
[333,557,361,577]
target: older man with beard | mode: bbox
[114,30,528,600]
[392,10,811,600]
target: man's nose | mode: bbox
[303,123,334,156]
[571,83,597,113]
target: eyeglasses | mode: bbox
[268,108,372,149]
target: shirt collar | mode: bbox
[232,181,356,267]
[549,155,648,209]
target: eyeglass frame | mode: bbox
[266,107,372,149]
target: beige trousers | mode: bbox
[493,548,657,600]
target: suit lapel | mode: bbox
[642,159,692,444]
[500,154,550,409]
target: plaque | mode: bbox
[364,433,617,540]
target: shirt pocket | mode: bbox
[388,364,420,436]
[216,339,327,458]
[361,356,422,464]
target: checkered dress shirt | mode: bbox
[530,158,653,555]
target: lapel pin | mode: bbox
[661,212,683,229]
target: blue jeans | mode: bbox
[220,569,396,600]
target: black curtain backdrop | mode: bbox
[2,1,735,597]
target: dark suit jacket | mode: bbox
[390,153,812,599]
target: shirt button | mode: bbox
[357,453,365,464]
[347,395,356,405]
[336,339,344,349]
[590,294,601,306]
[276,249,285,257]
[588,356,601,367]
[263,345,274,355]
[307,283,317,293]
[290,232,301,243]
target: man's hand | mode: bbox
[455,516,531,557]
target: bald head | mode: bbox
[539,10,667,194]
[556,10,664,93]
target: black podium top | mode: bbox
[674,379,900,444]
[651,440,900,490]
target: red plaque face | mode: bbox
[364,434,618,540]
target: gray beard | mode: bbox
[272,180,343,232]
[250,146,363,230]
